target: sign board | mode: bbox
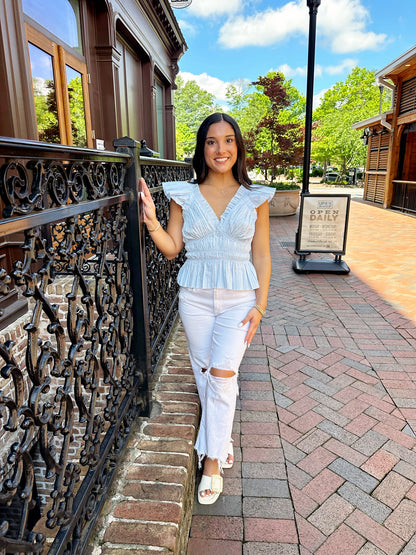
[169,0,192,7]
[296,194,350,254]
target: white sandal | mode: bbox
[222,441,234,469]
[197,474,223,505]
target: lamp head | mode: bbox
[307,0,321,7]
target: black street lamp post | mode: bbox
[293,0,350,274]
[302,0,321,195]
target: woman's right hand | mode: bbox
[139,178,158,228]
[138,178,184,259]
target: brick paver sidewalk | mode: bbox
[188,197,416,554]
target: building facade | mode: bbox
[0,0,186,158]
[353,45,416,213]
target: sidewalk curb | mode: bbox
[89,320,199,554]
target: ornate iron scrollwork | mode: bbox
[0,158,126,218]
[0,139,192,553]
[0,160,44,217]
[0,203,136,550]
[0,142,139,552]
[141,163,192,370]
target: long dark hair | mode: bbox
[192,113,252,188]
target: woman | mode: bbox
[140,113,274,504]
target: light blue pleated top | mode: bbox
[163,181,275,290]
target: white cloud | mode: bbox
[179,71,231,101]
[313,88,329,110]
[330,31,386,54]
[277,64,308,78]
[319,0,387,53]
[325,58,358,75]
[177,19,195,35]
[275,63,325,79]
[217,0,387,53]
[276,58,357,81]
[188,0,243,18]
[315,65,323,78]
[218,3,307,48]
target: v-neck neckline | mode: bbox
[197,184,242,222]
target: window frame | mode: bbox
[24,22,92,148]
[155,78,165,158]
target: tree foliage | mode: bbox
[244,73,304,181]
[32,75,87,146]
[174,75,220,159]
[173,66,388,179]
[226,81,269,136]
[68,76,87,147]
[312,67,392,175]
[32,78,60,143]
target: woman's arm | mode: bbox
[139,178,184,260]
[251,200,272,311]
[240,200,272,345]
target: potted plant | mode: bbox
[265,182,301,216]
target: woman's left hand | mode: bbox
[240,307,263,347]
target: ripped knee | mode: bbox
[210,367,235,378]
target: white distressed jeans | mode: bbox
[179,287,256,469]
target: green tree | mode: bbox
[226,81,269,136]
[32,77,60,143]
[277,78,306,125]
[68,76,87,147]
[174,76,220,159]
[244,72,304,181]
[312,67,392,177]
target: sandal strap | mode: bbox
[199,474,223,494]
[211,474,223,493]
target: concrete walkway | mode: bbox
[188,193,416,554]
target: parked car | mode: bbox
[324,172,341,182]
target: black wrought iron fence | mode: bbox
[0,136,192,554]
[139,159,191,369]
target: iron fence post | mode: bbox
[114,136,151,416]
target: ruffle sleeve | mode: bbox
[247,184,276,207]
[162,181,195,208]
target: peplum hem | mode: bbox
[177,259,259,290]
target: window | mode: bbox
[116,35,144,143]
[0,0,93,328]
[155,81,165,158]
[22,0,83,54]
[23,0,92,147]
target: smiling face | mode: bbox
[203,120,238,177]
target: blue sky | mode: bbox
[173,0,415,108]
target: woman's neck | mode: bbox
[203,171,239,191]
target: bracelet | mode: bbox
[254,304,265,316]
[147,222,161,233]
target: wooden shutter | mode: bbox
[364,131,390,204]
[399,77,416,116]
